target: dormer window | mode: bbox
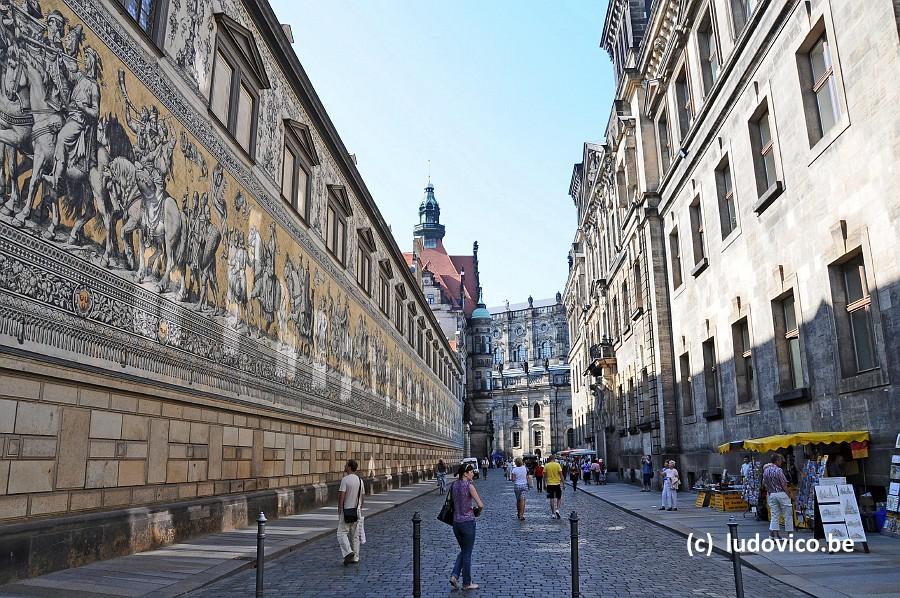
[282,120,319,222]
[356,228,376,295]
[326,185,352,266]
[119,0,168,46]
[210,14,270,157]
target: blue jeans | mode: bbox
[452,520,476,585]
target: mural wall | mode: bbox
[0,0,462,447]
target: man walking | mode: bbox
[337,459,365,565]
[543,454,563,518]
[762,454,794,539]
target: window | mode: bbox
[689,197,706,267]
[378,277,390,316]
[512,405,520,419]
[424,238,437,249]
[534,430,543,446]
[394,294,404,333]
[533,403,542,418]
[326,186,352,266]
[540,341,553,359]
[633,262,643,312]
[669,228,683,289]
[731,0,758,36]
[839,254,877,374]
[494,347,504,365]
[803,32,841,143]
[281,121,318,221]
[621,281,630,325]
[514,345,527,363]
[567,428,575,448]
[209,15,270,157]
[715,157,737,238]
[611,297,620,339]
[356,248,372,294]
[513,431,521,447]
[657,109,672,173]
[773,292,805,391]
[679,352,693,417]
[427,294,434,305]
[674,67,693,141]
[120,0,167,45]
[702,337,721,413]
[731,318,756,405]
[697,11,719,95]
[748,105,778,195]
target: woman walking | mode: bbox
[449,463,484,590]
[510,457,531,521]
[641,455,653,492]
[569,460,580,492]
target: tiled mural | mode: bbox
[0,0,462,447]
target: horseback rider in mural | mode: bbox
[43,45,101,191]
[250,221,280,336]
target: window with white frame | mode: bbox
[689,197,706,266]
[730,0,758,37]
[731,318,756,405]
[800,30,841,145]
[697,10,719,95]
[750,104,778,195]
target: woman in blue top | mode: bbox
[449,463,485,590]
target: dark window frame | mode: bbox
[715,155,738,238]
[117,0,169,50]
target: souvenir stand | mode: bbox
[718,431,871,529]
[884,434,900,537]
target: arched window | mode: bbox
[541,341,553,359]
[533,403,542,418]
[493,347,503,365]
[512,404,519,419]
[515,345,527,362]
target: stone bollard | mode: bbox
[570,511,580,598]
[412,511,422,598]
[727,516,744,598]
[256,511,267,598]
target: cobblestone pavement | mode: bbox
[191,474,809,598]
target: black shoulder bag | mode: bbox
[343,476,363,523]
[438,481,455,525]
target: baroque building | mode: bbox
[470,296,572,460]
[403,180,481,454]
[0,0,464,582]
[566,0,900,491]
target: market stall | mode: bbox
[717,431,871,528]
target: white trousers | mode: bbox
[662,482,678,509]
[767,491,794,532]
[337,515,360,559]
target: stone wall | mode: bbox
[0,360,455,583]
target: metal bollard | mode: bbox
[412,512,422,598]
[727,517,744,598]
[569,511,580,598]
[256,511,267,598]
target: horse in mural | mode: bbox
[0,42,65,235]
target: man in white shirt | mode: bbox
[337,459,365,565]
[740,456,752,480]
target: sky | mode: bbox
[270,1,614,307]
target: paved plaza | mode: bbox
[192,474,806,597]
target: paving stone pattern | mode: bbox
[191,475,808,597]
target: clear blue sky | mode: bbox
[271,1,613,307]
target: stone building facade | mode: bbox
[566,0,900,490]
[0,0,463,582]
[467,297,572,460]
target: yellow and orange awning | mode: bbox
[717,431,870,454]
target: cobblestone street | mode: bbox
[192,475,807,597]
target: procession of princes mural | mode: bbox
[0,0,454,435]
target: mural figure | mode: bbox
[249,221,280,336]
[225,226,249,328]
[283,252,312,353]
[185,190,221,312]
[179,130,208,178]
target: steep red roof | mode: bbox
[406,240,478,316]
